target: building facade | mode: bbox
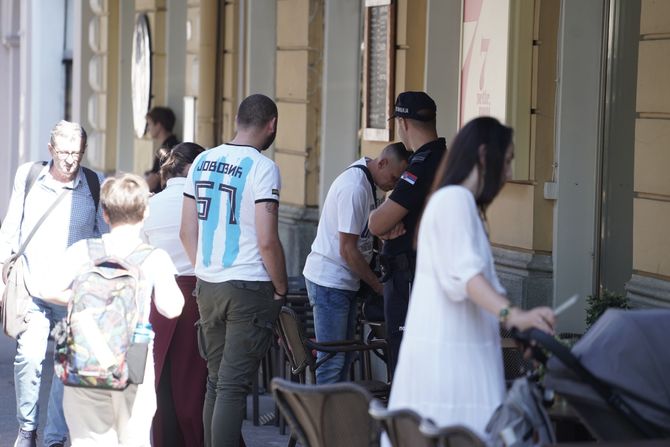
[1,0,668,331]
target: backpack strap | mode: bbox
[125,244,155,325]
[81,167,100,213]
[87,239,107,262]
[126,243,154,267]
[24,161,48,201]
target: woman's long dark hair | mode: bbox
[160,142,205,184]
[431,117,513,213]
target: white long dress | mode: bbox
[386,185,506,438]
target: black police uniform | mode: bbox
[381,137,447,377]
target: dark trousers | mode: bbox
[383,269,413,379]
[151,276,208,447]
[196,279,282,447]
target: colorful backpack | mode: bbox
[54,239,153,390]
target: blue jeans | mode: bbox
[15,298,68,446]
[305,279,358,384]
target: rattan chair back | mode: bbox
[276,306,315,377]
[272,378,379,447]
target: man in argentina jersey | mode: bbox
[180,94,288,447]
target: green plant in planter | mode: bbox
[585,289,630,329]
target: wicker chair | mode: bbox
[272,378,379,447]
[420,419,487,447]
[368,399,486,447]
[275,306,390,398]
[368,398,431,447]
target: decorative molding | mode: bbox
[634,192,670,202]
[492,246,553,308]
[493,246,553,276]
[279,203,319,224]
[625,273,670,308]
[639,33,670,41]
[278,204,319,277]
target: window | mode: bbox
[362,0,395,142]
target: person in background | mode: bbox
[143,142,208,447]
[0,120,107,447]
[145,106,180,194]
[302,142,409,384]
[385,117,555,440]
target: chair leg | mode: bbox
[278,355,289,435]
[252,370,260,426]
[363,349,372,380]
[287,433,297,447]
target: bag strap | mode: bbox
[24,161,48,201]
[348,161,377,204]
[348,161,381,270]
[19,161,49,232]
[126,243,155,325]
[126,243,154,267]
[81,167,100,213]
[14,188,69,259]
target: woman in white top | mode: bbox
[142,143,208,447]
[386,117,555,438]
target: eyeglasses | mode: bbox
[53,150,83,161]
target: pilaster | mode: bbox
[492,246,554,309]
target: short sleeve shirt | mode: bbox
[383,137,447,256]
[302,158,377,291]
[183,143,281,283]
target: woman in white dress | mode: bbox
[386,117,555,438]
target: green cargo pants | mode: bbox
[196,279,282,447]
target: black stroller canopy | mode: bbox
[546,308,670,434]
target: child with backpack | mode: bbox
[42,173,184,446]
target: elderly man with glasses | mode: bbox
[0,120,108,447]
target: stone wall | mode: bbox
[493,246,553,309]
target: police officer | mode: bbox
[368,91,447,377]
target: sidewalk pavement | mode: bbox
[0,334,291,447]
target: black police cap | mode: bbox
[389,91,437,122]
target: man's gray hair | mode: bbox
[49,120,88,150]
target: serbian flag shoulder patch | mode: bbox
[400,171,418,185]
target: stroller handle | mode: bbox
[509,327,570,366]
[512,328,668,439]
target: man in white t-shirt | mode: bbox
[180,94,288,447]
[302,143,409,384]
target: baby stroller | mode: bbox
[518,308,670,441]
